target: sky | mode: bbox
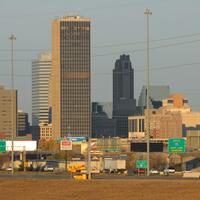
[1,0,200,122]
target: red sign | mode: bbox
[60,139,72,150]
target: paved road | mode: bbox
[0,172,191,180]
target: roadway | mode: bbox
[0,172,193,180]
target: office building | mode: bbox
[0,86,17,140]
[39,122,53,141]
[32,52,51,141]
[51,16,91,138]
[138,85,170,111]
[162,93,200,136]
[128,109,182,139]
[113,54,136,137]
[17,109,30,136]
[92,102,116,138]
[32,52,52,126]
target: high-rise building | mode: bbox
[51,16,91,139]
[17,109,30,136]
[113,54,136,137]
[32,53,51,141]
[32,52,52,126]
[0,86,17,140]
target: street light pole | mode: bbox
[9,34,16,175]
[144,8,152,176]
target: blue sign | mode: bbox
[67,137,87,142]
[57,136,88,143]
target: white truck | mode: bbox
[104,158,126,174]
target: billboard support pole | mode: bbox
[88,138,91,179]
[9,34,16,175]
[144,8,152,176]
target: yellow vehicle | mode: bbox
[73,173,88,180]
[67,163,86,173]
[67,162,88,180]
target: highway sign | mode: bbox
[168,138,186,153]
[0,140,6,152]
[60,139,72,151]
[136,160,147,169]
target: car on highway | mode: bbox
[150,169,159,175]
[164,168,175,173]
[43,165,54,172]
[133,168,146,174]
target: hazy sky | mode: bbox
[1,0,200,121]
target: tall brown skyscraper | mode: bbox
[51,16,91,139]
[0,86,17,140]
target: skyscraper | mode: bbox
[51,16,91,139]
[32,53,52,126]
[113,54,136,137]
[0,86,17,140]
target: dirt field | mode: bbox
[0,179,200,200]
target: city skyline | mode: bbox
[1,0,200,120]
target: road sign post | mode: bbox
[167,138,186,169]
[136,160,147,175]
[168,138,186,154]
[0,140,6,153]
[136,160,148,169]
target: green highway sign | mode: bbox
[168,138,186,153]
[0,140,6,153]
[136,160,147,169]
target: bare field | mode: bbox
[0,179,200,200]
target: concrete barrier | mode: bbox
[183,172,200,178]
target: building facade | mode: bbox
[39,122,53,141]
[51,16,91,139]
[128,109,182,139]
[92,102,116,138]
[162,93,200,137]
[138,85,170,111]
[17,109,29,136]
[0,86,17,140]
[113,54,136,137]
[32,52,52,126]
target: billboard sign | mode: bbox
[168,138,186,153]
[60,139,72,151]
[67,137,87,143]
[136,160,147,169]
[57,137,87,144]
[0,140,6,152]
[6,141,37,152]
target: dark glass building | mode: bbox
[52,16,91,138]
[17,110,30,136]
[113,55,136,137]
[92,102,116,138]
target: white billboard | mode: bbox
[6,141,37,152]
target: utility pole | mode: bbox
[9,34,16,175]
[87,138,91,179]
[144,8,152,176]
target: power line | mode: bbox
[0,37,200,62]
[0,61,200,77]
[93,32,200,49]
[1,32,200,52]
[93,38,200,57]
